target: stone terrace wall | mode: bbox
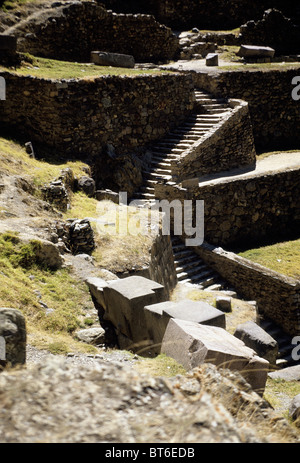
[0,71,195,159]
[155,167,300,248]
[100,0,298,30]
[170,99,256,181]
[192,68,300,150]
[239,9,300,56]
[148,232,178,299]
[5,1,179,63]
[192,243,300,337]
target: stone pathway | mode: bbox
[131,89,233,205]
[195,151,300,186]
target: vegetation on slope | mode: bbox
[238,238,300,280]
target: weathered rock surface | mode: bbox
[0,357,298,443]
[77,176,96,197]
[103,276,166,348]
[289,394,300,423]
[161,319,269,395]
[75,327,106,346]
[234,321,278,365]
[237,45,275,58]
[269,365,300,381]
[91,51,135,68]
[0,308,26,366]
[144,299,226,354]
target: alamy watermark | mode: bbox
[96,192,204,246]
[0,76,6,101]
[292,336,300,361]
[292,76,300,101]
[0,336,5,361]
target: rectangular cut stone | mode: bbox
[161,318,269,395]
[91,51,135,68]
[206,53,219,66]
[143,299,225,355]
[103,276,166,345]
[237,45,275,58]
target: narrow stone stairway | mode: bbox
[258,317,299,368]
[171,235,233,292]
[131,89,232,206]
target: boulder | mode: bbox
[289,394,300,422]
[103,276,166,348]
[95,189,119,204]
[75,327,106,345]
[161,318,269,395]
[234,321,278,365]
[237,45,275,58]
[77,176,96,197]
[0,308,26,366]
[19,234,63,270]
[91,51,135,69]
[144,299,226,355]
[268,365,300,381]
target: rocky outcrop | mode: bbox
[0,356,298,443]
[0,308,26,367]
[239,9,300,56]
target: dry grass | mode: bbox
[238,239,300,280]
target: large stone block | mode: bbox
[0,308,26,366]
[234,321,278,365]
[144,299,226,355]
[237,45,275,58]
[103,276,166,346]
[161,318,269,395]
[91,51,135,68]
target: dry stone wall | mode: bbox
[171,99,256,181]
[0,71,195,160]
[100,0,298,30]
[192,68,300,150]
[155,168,300,249]
[5,1,179,63]
[192,243,300,337]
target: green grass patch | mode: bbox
[0,231,98,353]
[0,136,89,187]
[134,353,186,378]
[0,55,165,79]
[264,377,300,418]
[238,239,300,280]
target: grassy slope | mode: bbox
[0,55,164,79]
[238,239,300,280]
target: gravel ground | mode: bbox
[26,344,140,368]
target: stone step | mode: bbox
[151,151,180,159]
[177,267,214,282]
[176,263,208,276]
[204,283,223,291]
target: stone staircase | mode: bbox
[131,89,232,206]
[259,317,299,368]
[171,235,233,292]
[130,89,236,292]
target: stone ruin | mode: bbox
[41,180,69,212]
[239,9,300,57]
[86,275,276,396]
[51,218,95,256]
